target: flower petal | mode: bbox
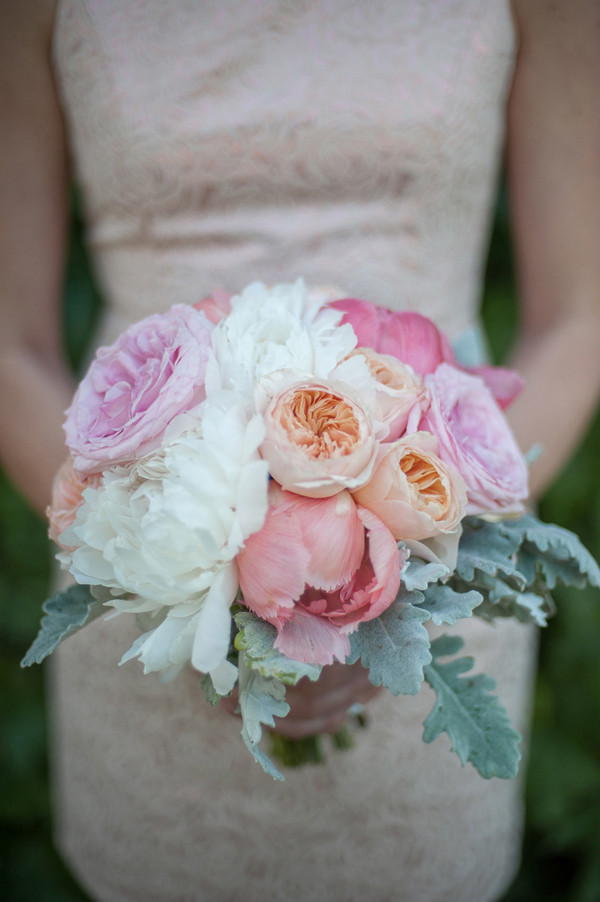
[191,563,238,673]
[274,609,350,665]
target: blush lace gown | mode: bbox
[49,2,537,900]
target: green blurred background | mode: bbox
[1,192,600,901]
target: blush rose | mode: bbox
[420,364,529,514]
[64,304,213,473]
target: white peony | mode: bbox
[61,393,270,690]
[206,279,357,401]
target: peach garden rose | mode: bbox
[47,456,101,548]
[352,431,467,541]
[260,377,378,498]
[350,348,429,442]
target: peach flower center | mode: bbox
[400,452,447,511]
[352,349,411,390]
[280,389,360,458]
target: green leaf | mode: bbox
[501,515,600,589]
[347,588,431,695]
[419,584,483,625]
[237,652,289,781]
[422,634,521,779]
[234,611,322,685]
[477,580,554,626]
[402,557,450,592]
[199,673,221,706]
[20,585,104,667]
[454,518,525,592]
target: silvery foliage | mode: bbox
[22,515,599,782]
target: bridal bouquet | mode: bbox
[23,280,599,780]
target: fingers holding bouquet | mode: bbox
[221,660,380,739]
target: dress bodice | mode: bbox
[53,0,515,342]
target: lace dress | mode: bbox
[50,2,537,899]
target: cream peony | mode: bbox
[206,279,356,401]
[61,394,269,687]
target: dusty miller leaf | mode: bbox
[419,585,483,626]
[454,518,525,592]
[237,652,289,781]
[234,611,321,685]
[21,585,104,667]
[347,587,431,695]
[500,515,600,588]
[199,673,221,706]
[402,557,450,592]
[475,577,554,626]
[422,635,521,779]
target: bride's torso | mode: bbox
[53,0,515,342]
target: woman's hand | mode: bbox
[221,660,381,739]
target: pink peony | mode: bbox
[47,456,100,548]
[328,298,456,375]
[64,305,214,473]
[353,431,467,541]
[260,378,378,498]
[237,485,404,665]
[328,298,524,410]
[420,364,529,514]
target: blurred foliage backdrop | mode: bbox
[1,193,600,901]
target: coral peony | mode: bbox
[237,486,404,665]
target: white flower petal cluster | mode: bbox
[62,394,269,688]
[207,279,357,399]
[57,281,371,689]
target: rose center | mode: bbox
[282,389,360,458]
[354,350,409,390]
[400,453,446,509]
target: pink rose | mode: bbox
[237,485,404,665]
[328,298,456,375]
[64,305,213,473]
[420,364,529,514]
[469,365,524,411]
[260,378,378,498]
[353,431,467,541]
[47,456,100,548]
[350,348,429,441]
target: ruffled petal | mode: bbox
[274,609,350,665]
